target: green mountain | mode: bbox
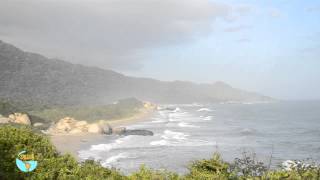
[0,40,272,106]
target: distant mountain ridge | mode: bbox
[0,40,272,106]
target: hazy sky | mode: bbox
[0,0,319,100]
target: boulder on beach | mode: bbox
[87,124,103,134]
[143,102,157,110]
[55,117,76,132]
[112,127,126,135]
[8,113,31,125]
[98,120,112,134]
[48,117,112,135]
[75,121,88,127]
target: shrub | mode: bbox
[0,125,125,180]
[129,165,180,180]
[185,153,234,180]
[230,151,267,178]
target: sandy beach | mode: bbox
[50,108,155,159]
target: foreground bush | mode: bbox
[0,125,125,180]
[1,125,319,180]
[186,152,320,180]
[129,165,180,180]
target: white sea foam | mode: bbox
[89,136,132,151]
[203,116,213,121]
[168,118,181,122]
[172,112,188,116]
[101,153,129,167]
[159,111,168,118]
[181,140,216,147]
[162,130,189,140]
[197,108,213,112]
[172,107,181,112]
[150,140,168,146]
[150,138,215,147]
[90,144,114,151]
[178,122,199,128]
[151,120,166,123]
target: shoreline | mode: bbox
[49,108,155,159]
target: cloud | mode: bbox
[305,6,320,12]
[0,0,242,70]
[304,32,320,41]
[234,5,254,16]
[270,8,282,18]
[236,38,251,43]
[223,25,251,33]
[299,47,320,53]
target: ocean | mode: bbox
[78,101,320,174]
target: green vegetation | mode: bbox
[0,98,144,125]
[0,125,125,180]
[29,98,143,123]
[1,125,319,180]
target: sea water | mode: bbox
[78,101,320,174]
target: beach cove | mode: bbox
[49,104,156,159]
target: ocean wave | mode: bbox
[182,140,216,147]
[239,128,257,135]
[168,112,188,118]
[151,117,167,123]
[178,122,199,128]
[172,107,181,112]
[101,153,129,167]
[158,111,169,118]
[150,138,215,147]
[168,118,182,122]
[203,116,213,121]
[197,108,213,112]
[162,130,189,140]
[150,140,168,146]
[89,136,132,151]
[90,144,114,151]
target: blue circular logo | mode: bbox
[16,151,38,172]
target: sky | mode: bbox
[0,0,319,100]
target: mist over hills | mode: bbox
[0,40,271,106]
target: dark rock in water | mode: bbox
[122,129,154,136]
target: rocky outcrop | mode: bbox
[112,127,126,135]
[7,113,31,125]
[48,117,112,135]
[87,124,103,133]
[143,102,157,110]
[0,113,32,125]
[47,116,153,136]
[98,120,112,134]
